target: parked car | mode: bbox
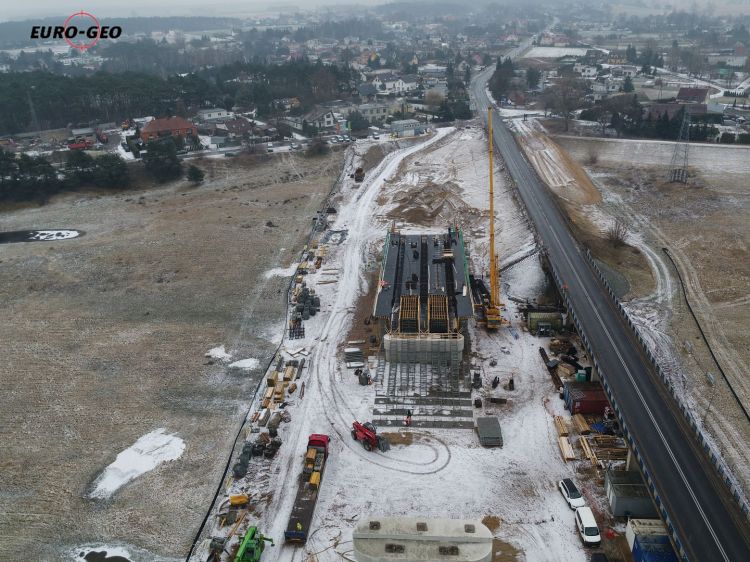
[559,478,586,509]
[574,507,601,547]
[290,143,300,150]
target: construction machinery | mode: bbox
[353,167,365,182]
[284,434,331,543]
[483,108,503,330]
[234,526,274,562]
[351,421,390,452]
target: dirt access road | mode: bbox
[0,150,342,561]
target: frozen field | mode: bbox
[0,151,343,561]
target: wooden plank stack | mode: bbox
[579,436,598,466]
[572,414,591,435]
[554,415,569,437]
[558,436,576,461]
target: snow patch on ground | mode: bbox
[90,429,185,499]
[29,230,80,241]
[205,345,232,361]
[228,358,260,370]
[74,545,133,561]
[263,265,299,279]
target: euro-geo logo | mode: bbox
[30,11,122,51]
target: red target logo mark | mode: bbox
[63,11,101,51]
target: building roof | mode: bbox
[141,116,196,134]
[401,74,419,84]
[645,103,706,120]
[676,87,710,103]
[375,73,401,82]
[359,83,378,97]
[197,107,228,115]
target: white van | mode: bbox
[574,506,601,547]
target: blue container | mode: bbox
[632,535,679,562]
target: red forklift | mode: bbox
[351,421,390,452]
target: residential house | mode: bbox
[400,74,420,92]
[677,87,710,104]
[304,108,337,130]
[140,116,198,143]
[607,51,628,65]
[197,108,232,121]
[644,103,708,120]
[357,102,390,123]
[611,65,638,78]
[574,63,598,79]
[418,64,447,77]
[358,82,379,100]
[372,73,405,94]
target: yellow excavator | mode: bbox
[484,108,503,330]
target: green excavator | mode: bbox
[234,527,275,562]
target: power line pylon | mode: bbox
[668,110,690,183]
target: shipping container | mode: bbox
[626,519,668,550]
[632,534,678,562]
[563,381,609,415]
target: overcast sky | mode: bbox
[1,0,385,21]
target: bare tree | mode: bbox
[425,90,444,110]
[543,77,587,132]
[596,111,611,136]
[606,218,628,247]
[586,148,599,165]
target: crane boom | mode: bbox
[485,108,502,329]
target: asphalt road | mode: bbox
[471,67,750,561]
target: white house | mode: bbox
[400,74,420,92]
[197,108,233,121]
[372,73,406,94]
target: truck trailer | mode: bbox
[284,434,330,543]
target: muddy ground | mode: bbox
[553,134,750,494]
[0,150,343,561]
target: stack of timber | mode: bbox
[579,436,598,467]
[572,414,591,435]
[558,436,576,461]
[591,435,628,460]
[554,415,569,437]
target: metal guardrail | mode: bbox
[491,111,750,559]
[580,249,750,520]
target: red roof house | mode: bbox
[140,116,198,143]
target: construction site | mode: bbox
[181,109,648,562]
[4,75,749,562]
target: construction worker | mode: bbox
[301,381,306,399]
[296,522,303,532]
[405,409,412,426]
